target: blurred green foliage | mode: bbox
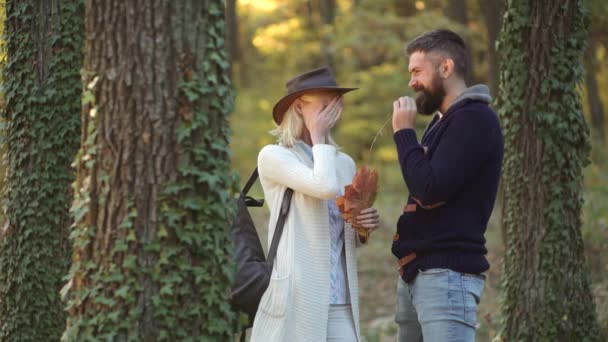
[229,0,608,339]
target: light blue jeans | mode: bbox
[394,268,485,342]
[327,304,357,341]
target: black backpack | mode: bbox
[230,168,293,331]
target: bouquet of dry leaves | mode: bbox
[336,166,379,243]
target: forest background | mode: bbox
[0,0,606,341]
[225,0,608,340]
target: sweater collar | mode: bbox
[296,141,314,161]
[450,84,491,109]
[442,84,492,117]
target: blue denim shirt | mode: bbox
[298,142,349,304]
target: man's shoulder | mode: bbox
[450,101,500,128]
[453,99,496,114]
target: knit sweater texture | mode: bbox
[392,85,504,282]
[251,142,361,341]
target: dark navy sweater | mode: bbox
[392,94,503,283]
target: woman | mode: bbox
[251,67,380,341]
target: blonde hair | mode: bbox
[271,91,340,148]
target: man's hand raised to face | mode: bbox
[392,96,417,133]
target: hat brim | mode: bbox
[272,86,358,124]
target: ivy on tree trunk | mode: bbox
[63,1,238,340]
[497,1,600,341]
[0,1,84,341]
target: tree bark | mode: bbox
[479,0,504,97]
[63,1,237,340]
[497,1,600,340]
[584,38,605,142]
[0,1,83,341]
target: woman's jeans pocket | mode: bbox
[259,274,291,318]
[462,273,485,327]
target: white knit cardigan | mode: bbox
[250,142,361,342]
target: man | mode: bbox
[391,29,503,341]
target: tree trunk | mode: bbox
[479,0,504,97]
[320,0,336,28]
[444,0,474,84]
[225,0,239,80]
[319,0,335,68]
[444,0,468,24]
[0,4,6,228]
[306,0,315,30]
[497,1,600,341]
[0,1,83,341]
[63,1,237,340]
[480,0,505,244]
[584,38,605,143]
[392,0,417,17]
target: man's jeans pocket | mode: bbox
[462,274,485,327]
[418,268,450,276]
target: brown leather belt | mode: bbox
[397,252,416,276]
[412,197,445,210]
[403,204,416,212]
[403,199,446,213]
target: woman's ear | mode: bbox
[294,99,303,115]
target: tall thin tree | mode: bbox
[225,0,239,80]
[479,0,504,97]
[585,38,605,143]
[585,0,608,144]
[319,0,336,68]
[497,1,600,340]
[0,1,83,341]
[444,0,474,84]
[63,1,237,340]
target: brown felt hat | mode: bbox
[272,66,358,124]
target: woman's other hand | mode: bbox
[356,207,380,232]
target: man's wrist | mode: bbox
[393,128,418,140]
[394,124,415,133]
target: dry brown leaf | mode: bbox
[336,166,379,243]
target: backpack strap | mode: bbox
[242,168,259,196]
[241,167,294,266]
[266,187,293,267]
[242,168,264,207]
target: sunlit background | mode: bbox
[227,0,608,340]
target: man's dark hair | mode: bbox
[406,29,469,77]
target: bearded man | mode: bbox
[390,29,504,342]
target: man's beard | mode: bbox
[414,73,445,115]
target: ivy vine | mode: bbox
[496,1,600,341]
[0,1,83,341]
[62,1,239,340]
